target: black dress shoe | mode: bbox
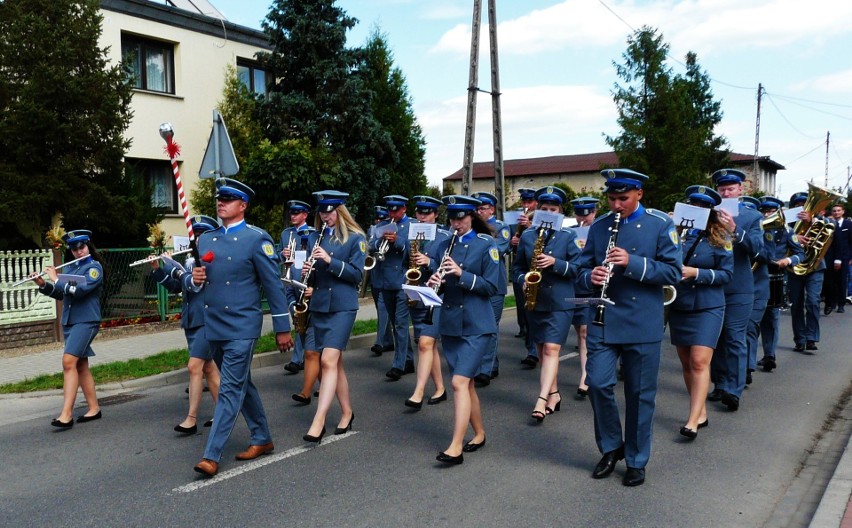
[385,368,404,381]
[707,388,723,402]
[203,418,213,427]
[174,423,198,434]
[334,414,354,435]
[436,451,463,465]
[824,305,834,315]
[427,391,447,405]
[806,341,818,351]
[576,387,588,399]
[292,393,311,404]
[473,374,491,387]
[763,356,776,372]
[721,391,740,411]
[746,370,753,385]
[404,398,423,409]
[370,344,383,356]
[837,307,845,313]
[76,410,102,423]
[490,369,499,379]
[313,390,319,397]
[591,447,624,479]
[303,426,326,444]
[794,343,806,352]
[623,467,646,487]
[679,426,698,439]
[462,438,486,452]
[520,355,538,367]
[283,361,302,374]
[403,361,415,374]
[51,418,73,429]
[514,330,526,338]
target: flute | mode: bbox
[128,248,193,267]
[10,255,90,287]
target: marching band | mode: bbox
[22,169,850,486]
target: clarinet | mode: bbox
[592,212,622,327]
[292,222,328,335]
[425,229,459,325]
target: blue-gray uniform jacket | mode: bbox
[672,230,734,311]
[487,216,511,293]
[38,256,103,325]
[511,225,582,311]
[433,230,500,336]
[153,263,202,330]
[369,216,411,291]
[304,228,366,313]
[577,206,682,343]
[281,224,312,303]
[725,206,764,296]
[766,225,804,266]
[196,221,291,339]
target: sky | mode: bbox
[196,0,852,197]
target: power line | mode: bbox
[764,94,823,140]
[770,93,852,109]
[766,93,852,122]
[785,140,828,165]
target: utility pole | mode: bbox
[753,83,763,191]
[825,131,830,188]
[460,0,506,219]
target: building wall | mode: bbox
[99,6,267,242]
[458,172,603,207]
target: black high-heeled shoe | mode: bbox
[545,390,562,415]
[303,426,326,444]
[334,414,354,435]
[531,396,547,422]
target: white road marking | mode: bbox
[559,351,579,361]
[171,431,358,494]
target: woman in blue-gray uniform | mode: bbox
[32,230,104,427]
[427,195,500,465]
[569,196,599,398]
[668,186,733,440]
[512,186,581,422]
[577,169,681,487]
[301,190,366,443]
[405,195,448,409]
[150,215,221,434]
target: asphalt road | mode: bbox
[1,310,850,527]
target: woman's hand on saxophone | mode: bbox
[534,253,555,269]
[414,253,431,267]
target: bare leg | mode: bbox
[334,354,353,430]
[58,354,80,422]
[180,357,205,428]
[76,357,99,417]
[307,348,341,437]
[298,349,320,399]
[576,324,588,391]
[686,346,713,430]
[408,336,436,403]
[429,341,445,398]
[468,381,485,443]
[541,343,562,412]
[202,359,220,403]
[444,374,471,457]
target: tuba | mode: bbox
[752,207,787,271]
[791,182,843,276]
[523,224,547,311]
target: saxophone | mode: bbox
[523,225,546,310]
[405,233,424,307]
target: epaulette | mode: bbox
[645,209,672,222]
[477,233,493,242]
[590,212,614,226]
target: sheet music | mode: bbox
[172,235,191,252]
[716,198,740,217]
[408,222,437,240]
[503,210,522,225]
[401,284,443,307]
[532,210,564,228]
[673,202,711,231]
[784,206,803,224]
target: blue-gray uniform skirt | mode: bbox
[185,326,213,360]
[668,306,725,348]
[442,334,492,378]
[527,309,574,345]
[305,310,357,351]
[63,322,99,358]
[410,305,441,341]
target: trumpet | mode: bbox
[282,233,297,274]
[375,218,397,262]
[425,229,459,325]
[292,222,327,335]
[10,255,91,287]
[128,248,193,268]
[592,212,622,327]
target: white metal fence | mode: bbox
[0,250,57,325]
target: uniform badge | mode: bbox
[668,229,679,246]
[490,248,499,262]
[724,241,733,252]
[87,268,100,281]
[575,239,585,250]
[765,232,773,242]
[359,240,367,254]
[262,242,275,257]
[501,228,510,240]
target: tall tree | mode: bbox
[257,0,395,225]
[605,27,728,211]
[0,0,156,249]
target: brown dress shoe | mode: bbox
[194,459,218,477]
[235,442,274,460]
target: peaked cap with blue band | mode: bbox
[62,229,92,246]
[601,168,648,193]
[790,192,808,206]
[215,177,255,202]
[739,196,760,210]
[287,200,311,213]
[471,192,497,206]
[442,195,481,219]
[571,196,599,215]
[518,188,537,201]
[712,168,747,187]
[374,205,389,219]
[413,195,442,212]
[760,196,784,210]
[383,194,409,211]
[685,185,721,207]
[534,185,567,205]
[190,215,219,233]
[313,190,348,213]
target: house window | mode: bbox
[128,159,178,214]
[237,59,268,96]
[122,34,175,94]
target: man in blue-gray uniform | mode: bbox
[191,178,294,478]
[709,169,763,412]
[577,169,681,487]
[370,195,414,380]
[368,206,395,356]
[739,196,770,386]
[570,196,599,396]
[471,191,511,387]
[757,197,804,372]
[510,188,537,363]
[281,200,314,373]
[787,192,825,352]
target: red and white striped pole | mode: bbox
[159,123,194,245]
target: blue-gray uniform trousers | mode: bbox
[711,292,752,398]
[371,286,394,349]
[788,270,824,345]
[746,289,769,371]
[383,289,414,370]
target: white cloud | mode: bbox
[791,69,852,94]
